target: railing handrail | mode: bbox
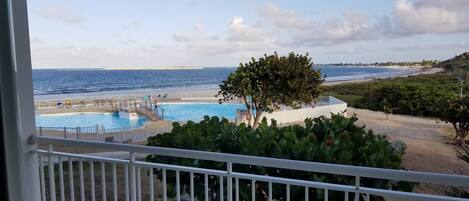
[34,136,469,187]
[35,149,469,201]
[36,125,142,130]
[37,126,98,129]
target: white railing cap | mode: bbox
[34,136,469,187]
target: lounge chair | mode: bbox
[65,100,72,108]
[104,136,114,143]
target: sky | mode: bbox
[27,0,469,69]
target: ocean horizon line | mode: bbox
[32,66,237,70]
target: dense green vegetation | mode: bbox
[325,51,468,71]
[146,115,411,201]
[322,73,469,117]
[436,52,469,72]
[218,52,323,127]
[323,72,469,145]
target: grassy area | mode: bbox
[321,73,469,117]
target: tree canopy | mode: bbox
[218,52,324,127]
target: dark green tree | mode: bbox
[440,96,469,146]
[218,52,324,127]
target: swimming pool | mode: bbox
[35,112,147,129]
[158,102,246,122]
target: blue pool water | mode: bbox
[35,112,147,129]
[159,102,246,122]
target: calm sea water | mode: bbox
[33,66,414,100]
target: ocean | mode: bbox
[33,66,416,100]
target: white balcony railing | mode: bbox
[34,136,469,201]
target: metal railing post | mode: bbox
[76,127,79,139]
[63,127,67,139]
[354,176,360,201]
[39,126,43,136]
[103,128,107,143]
[48,145,56,201]
[95,126,99,142]
[227,162,233,201]
[130,152,137,201]
[96,124,101,141]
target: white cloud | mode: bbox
[227,16,268,42]
[258,3,381,47]
[394,0,469,34]
[29,1,469,67]
[172,34,192,42]
[296,12,377,45]
[37,5,84,25]
[389,41,469,52]
[30,44,171,68]
[260,1,469,47]
[122,20,142,30]
[118,39,138,45]
[172,17,277,56]
[261,3,313,30]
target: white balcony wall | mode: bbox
[236,96,348,125]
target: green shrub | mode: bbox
[439,96,469,145]
[322,73,466,117]
[146,115,411,201]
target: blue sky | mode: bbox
[27,0,469,68]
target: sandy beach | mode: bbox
[323,66,443,86]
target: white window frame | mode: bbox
[1,0,40,201]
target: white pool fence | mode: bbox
[36,125,152,143]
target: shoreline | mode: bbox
[323,66,442,86]
[34,66,442,103]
